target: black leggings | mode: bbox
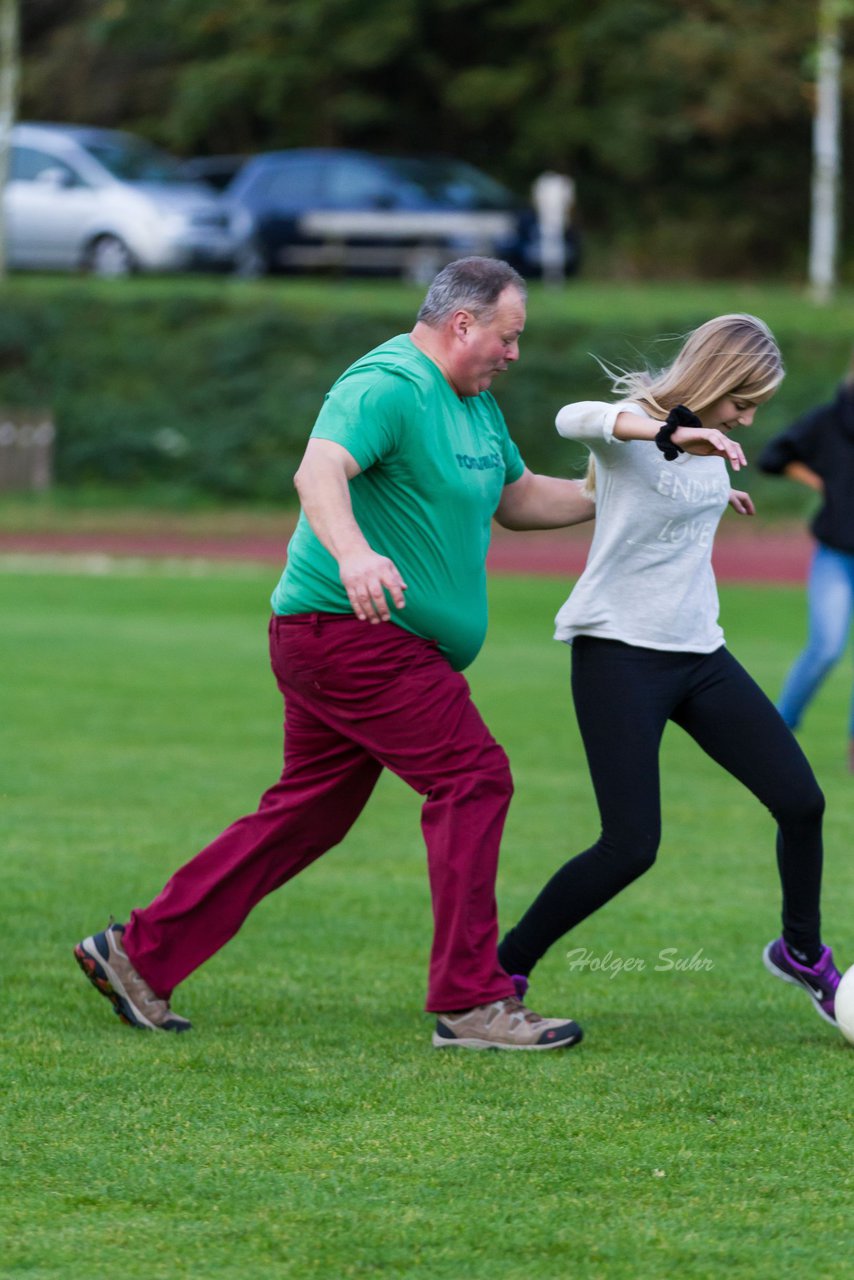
[499,638,826,976]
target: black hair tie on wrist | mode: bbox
[654,404,703,461]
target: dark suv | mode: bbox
[217,149,578,280]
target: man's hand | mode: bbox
[672,426,747,472]
[294,439,409,622]
[339,550,407,623]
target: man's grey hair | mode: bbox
[416,257,526,327]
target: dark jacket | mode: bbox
[758,384,854,552]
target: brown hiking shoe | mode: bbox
[73,921,191,1032]
[433,996,582,1051]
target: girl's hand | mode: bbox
[672,426,747,472]
[728,489,755,517]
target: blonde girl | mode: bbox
[499,315,844,1031]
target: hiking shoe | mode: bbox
[73,922,191,1032]
[433,997,582,1051]
[762,937,841,1026]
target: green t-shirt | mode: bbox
[271,334,525,670]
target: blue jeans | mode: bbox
[778,544,854,736]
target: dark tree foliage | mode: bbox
[16,0,854,278]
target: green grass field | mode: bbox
[2,566,852,1279]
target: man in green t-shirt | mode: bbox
[75,257,594,1051]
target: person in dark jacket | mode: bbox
[758,354,854,768]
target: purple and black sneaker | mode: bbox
[762,938,841,1026]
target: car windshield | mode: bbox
[381,158,520,211]
[80,137,189,185]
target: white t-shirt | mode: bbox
[553,400,730,652]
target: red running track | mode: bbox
[0,523,814,584]
[487,523,813,584]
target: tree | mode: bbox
[13,1,854,280]
[0,0,19,279]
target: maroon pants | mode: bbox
[123,614,517,1012]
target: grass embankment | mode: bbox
[0,275,851,520]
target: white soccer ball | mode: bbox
[836,965,854,1046]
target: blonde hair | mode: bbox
[584,313,784,496]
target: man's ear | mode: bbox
[451,308,474,340]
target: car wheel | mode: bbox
[86,235,136,278]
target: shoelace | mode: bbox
[497,997,543,1025]
[122,965,173,1014]
[113,932,174,1015]
[812,949,841,995]
[141,991,171,1013]
[822,952,841,990]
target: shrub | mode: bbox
[0,277,849,516]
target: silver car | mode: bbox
[5,123,242,275]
